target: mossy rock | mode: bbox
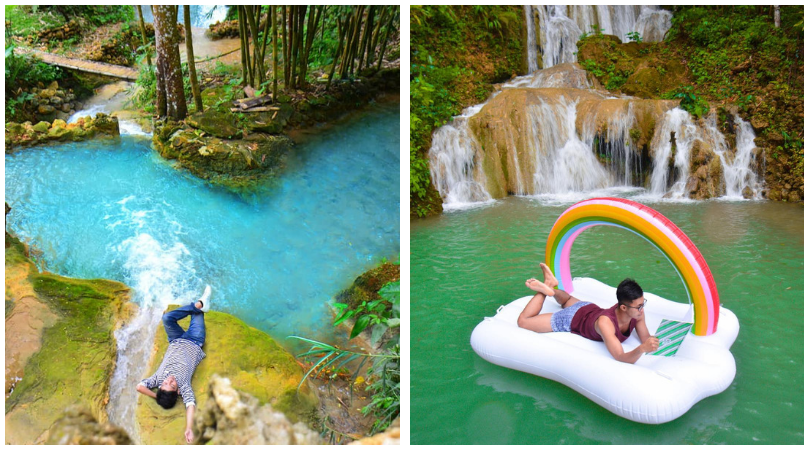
[335,262,400,311]
[135,306,318,445]
[186,109,240,139]
[5,254,131,444]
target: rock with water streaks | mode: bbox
[4,232,133,444]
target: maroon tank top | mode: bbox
[570,303,637,342]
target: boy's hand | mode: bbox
[640,336,660,353]
[185,428,194,444]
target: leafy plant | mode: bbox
[664,85,710,118]
[288,277,400,441]
[626,31,643,43]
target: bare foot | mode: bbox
[526,278,555,296]
[539,263,558,288]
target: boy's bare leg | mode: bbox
[517,279,555,332]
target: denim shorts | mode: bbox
[550,301,592,332]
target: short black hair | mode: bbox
[616,278,643,306]
[156,388,178,409]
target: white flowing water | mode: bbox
[720,116,764,198]
[524,6,539,74]
[428,104,493,209]
[429,70,765,207]
[525,5,672,72]
[648,108,699,198]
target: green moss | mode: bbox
[5,264,130,444]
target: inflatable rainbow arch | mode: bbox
[545,197,720,336]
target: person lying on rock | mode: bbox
[136,285,212,444]
[517,263,659,364]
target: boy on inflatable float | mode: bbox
[518,263,661,364]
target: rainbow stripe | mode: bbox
[545,197,720,336]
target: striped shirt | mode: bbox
[139,338,206,408]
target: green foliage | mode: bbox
[5,44,64,119]
[663,85,710,118]
[128,65,157,113]
[626,31,643,43]
[289,277,400,441]
[410,6,525,216]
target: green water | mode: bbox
[410,196,803,444]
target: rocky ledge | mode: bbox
[5,113,119,152]
[152,111,293,193]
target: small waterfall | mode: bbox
[106,196,202,442]
[649,108,698,197]
[527,98,611,193]
[428,104,493,208]
[524,6,539,74]
[68,81,152,136]
[524,5,672,72]
[719,116,764,198]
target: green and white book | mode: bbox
[651,320,692,356]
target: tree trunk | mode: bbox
[282,6,290,87]
[238,7,250,86]
[357,6,376,71]
[775,5,781,28]
[298,5,322,87]
[272,5,278,100]
[184,6,203,113]
[135,5,152,67]
[153,5,187,120]
[244,5,262,86]
[327,10,348,88]
[376,7,397,71]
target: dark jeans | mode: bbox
[163,302,205,347]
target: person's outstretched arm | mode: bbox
[136,383,157,399]
[184,404,195,443]
[597,316,658,364]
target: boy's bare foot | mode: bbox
[539,263,558,288]
[526,278,555,296]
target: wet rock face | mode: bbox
[4,235,132,445]
[45,407,132,445]
[194,375,322,445]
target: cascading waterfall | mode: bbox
[428,104,493,207]
[105,197,203,442]
[526,98,611,193]
[649,108,699,198]
[428,5,767,207]
[429,65,765,206]
[525,5,672,72]
[718,116,764,198]
[524,6,539,74]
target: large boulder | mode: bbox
[135,305,319,445]
[153,121,292,192]
[186,109,240,139]
[5,234,133,445]
[45,407,132,445]
[193,375,322,445]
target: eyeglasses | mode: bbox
[625,299,647,311]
